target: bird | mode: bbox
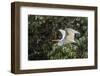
[52,28,80,46]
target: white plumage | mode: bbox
[53,28,80,46]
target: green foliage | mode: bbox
[28,15,88,60]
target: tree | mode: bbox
[28,15,88,60]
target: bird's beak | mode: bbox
[75,32,80,38]
[74,30,80,34]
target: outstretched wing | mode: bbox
[52,29,66,46]
[59,29,66,41]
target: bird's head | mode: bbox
[65,28,80,36]
[65,28,80,43]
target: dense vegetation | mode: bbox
[28,15,88,60]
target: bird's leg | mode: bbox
[52,39,60,42]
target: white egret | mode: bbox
[52,28,80,46]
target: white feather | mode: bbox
[57,28,79,46]
[59,29,66,41]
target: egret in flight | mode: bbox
[52,28,80,46]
